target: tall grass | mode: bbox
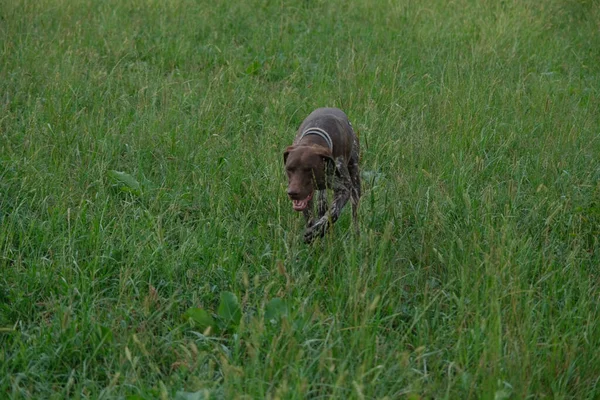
[1,0,599,398]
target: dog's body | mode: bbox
[284,108,361,242]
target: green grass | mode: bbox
[1,0,599,398]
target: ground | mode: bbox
[1,0,599,398]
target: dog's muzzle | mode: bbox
[291,192,313,211]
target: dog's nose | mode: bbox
[287,188,298,198]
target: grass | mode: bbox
[1,0,599,398]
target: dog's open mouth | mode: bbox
[292,192,313,211]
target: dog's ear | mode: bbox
[312,147,335,173]
[283,146,295,164]
[324,155,335,175]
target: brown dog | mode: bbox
[283,108,361,243]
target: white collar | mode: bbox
[300,127,333,151]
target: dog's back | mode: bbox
[295,108,355,162]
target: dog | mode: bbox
[283,107,361,243]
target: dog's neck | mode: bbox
[299,127,333,152]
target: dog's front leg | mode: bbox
[317,190,328,218]
[302,198,315,228]
[304,160,351,243]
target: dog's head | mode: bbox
[283,145,334,211]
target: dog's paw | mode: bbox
[303,228,319,243]
[303,218,328,243]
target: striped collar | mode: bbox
[300,127,333,151]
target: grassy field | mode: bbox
[1,0,600,398]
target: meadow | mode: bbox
[1,0,599,398]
